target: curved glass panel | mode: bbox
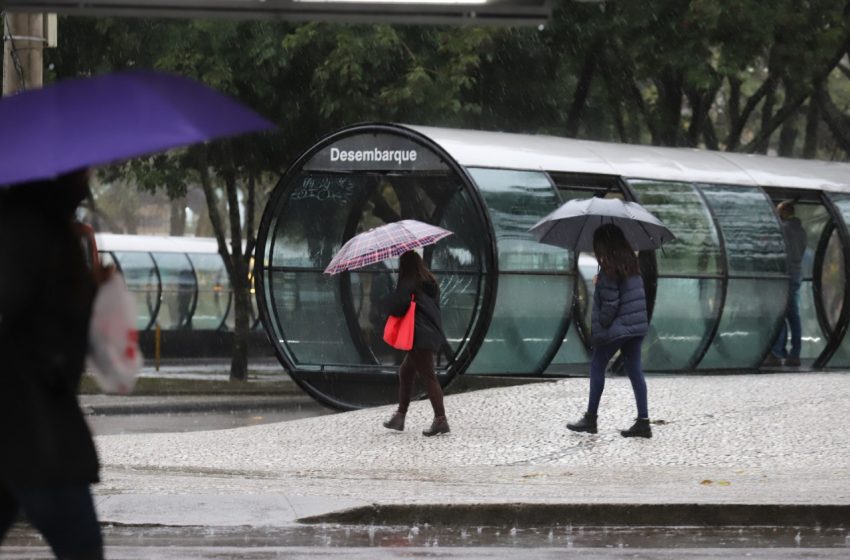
[697,184,788,369]
[644,277,722,370]
[152,252,196,330]
[465,168,570,375]
[190,253,231,330]
[111,251,158,331]
[269,269,362,365]
[266,173,363,365]
[821,229,844,333]
[799,281,826,360]
[628,180,721,275]
[824,194,850,367]
[699,185,787,276]
[791,203,830,362]
[546,189,598,373]
[259,130,491,410]
[628,180,723,370]
[699,278,789,369]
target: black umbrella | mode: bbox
[529,197,675,251]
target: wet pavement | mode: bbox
[3,372,850,557]
[85,397,332,435]
[3,523,849,559]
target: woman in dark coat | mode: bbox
[382,250,449,436]
[567,224,652,438]
[0,172,105,558]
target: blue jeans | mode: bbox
[772,274,802,359]
[588,336,648,419]
[0,483,103,559]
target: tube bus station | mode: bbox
[254,123,850,409]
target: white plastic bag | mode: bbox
[87,273,142,394]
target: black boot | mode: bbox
[383,411,405,431]
[422,415,450,437]
[567,412,598,434]
[621,418,652,438]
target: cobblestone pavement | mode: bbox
[93,373,850,526]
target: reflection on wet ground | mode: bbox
[86,404,333,435]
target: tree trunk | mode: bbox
[565,44,600,138]
[725,77,774,151]
[230,256,251,382]
[654,69,683,146]
[223,153,248,382]
[755,80,777,154]
[195,147,248,382]
[816,87,850,154]
[777,81,799,157]
[803,86,821,159]
[802,102,820,159]
[744,35,850,154]
[602,63,628,143]
[170,198,186,236]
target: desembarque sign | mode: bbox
[305,133,448,171]
[4,0,553,25]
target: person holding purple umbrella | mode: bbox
[566,224,653,439]
[381,250,450,437]
[0,171,108,559]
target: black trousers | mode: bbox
[397,350,445,417]
[0,481,103,559]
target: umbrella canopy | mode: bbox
[324,219,453,275]
[0,70,276,188]
[529,197,675,252]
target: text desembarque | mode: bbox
[330,147,418,164]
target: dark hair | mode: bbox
[777,200,795,217]
[593,224,640,280]
[0,170,90,219]
[398,250,438,290]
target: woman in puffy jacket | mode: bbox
[567,224,652,438]
[381,250,449,436]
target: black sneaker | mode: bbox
[567,412,598,434]
[785,357,801,367]
[621,418,652,438]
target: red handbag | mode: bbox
[383,294,415,350]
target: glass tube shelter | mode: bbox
[256,123,850,410]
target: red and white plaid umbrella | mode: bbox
[324,219,453,275]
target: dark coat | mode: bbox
[384,278,444,352]
[590,271,648,348]
[0,205,99,485]
[782,217,807,277]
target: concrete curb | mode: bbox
[297,503,850,528]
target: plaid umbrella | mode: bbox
[324,219,453,275]
[529,197,675,252]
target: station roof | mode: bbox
[96,233,220,253]
[4,0,552,25]
[408,125,850,192]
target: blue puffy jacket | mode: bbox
[590,271,648,347]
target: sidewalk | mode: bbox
[92,372,850,528]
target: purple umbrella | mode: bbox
[324,219,453,275]
[0,70,276,187]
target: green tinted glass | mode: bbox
[628,180,721,276]
[699,278,788,369]
[824,195,850,367]
[699,185,786,276]
[465,168,572,375]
